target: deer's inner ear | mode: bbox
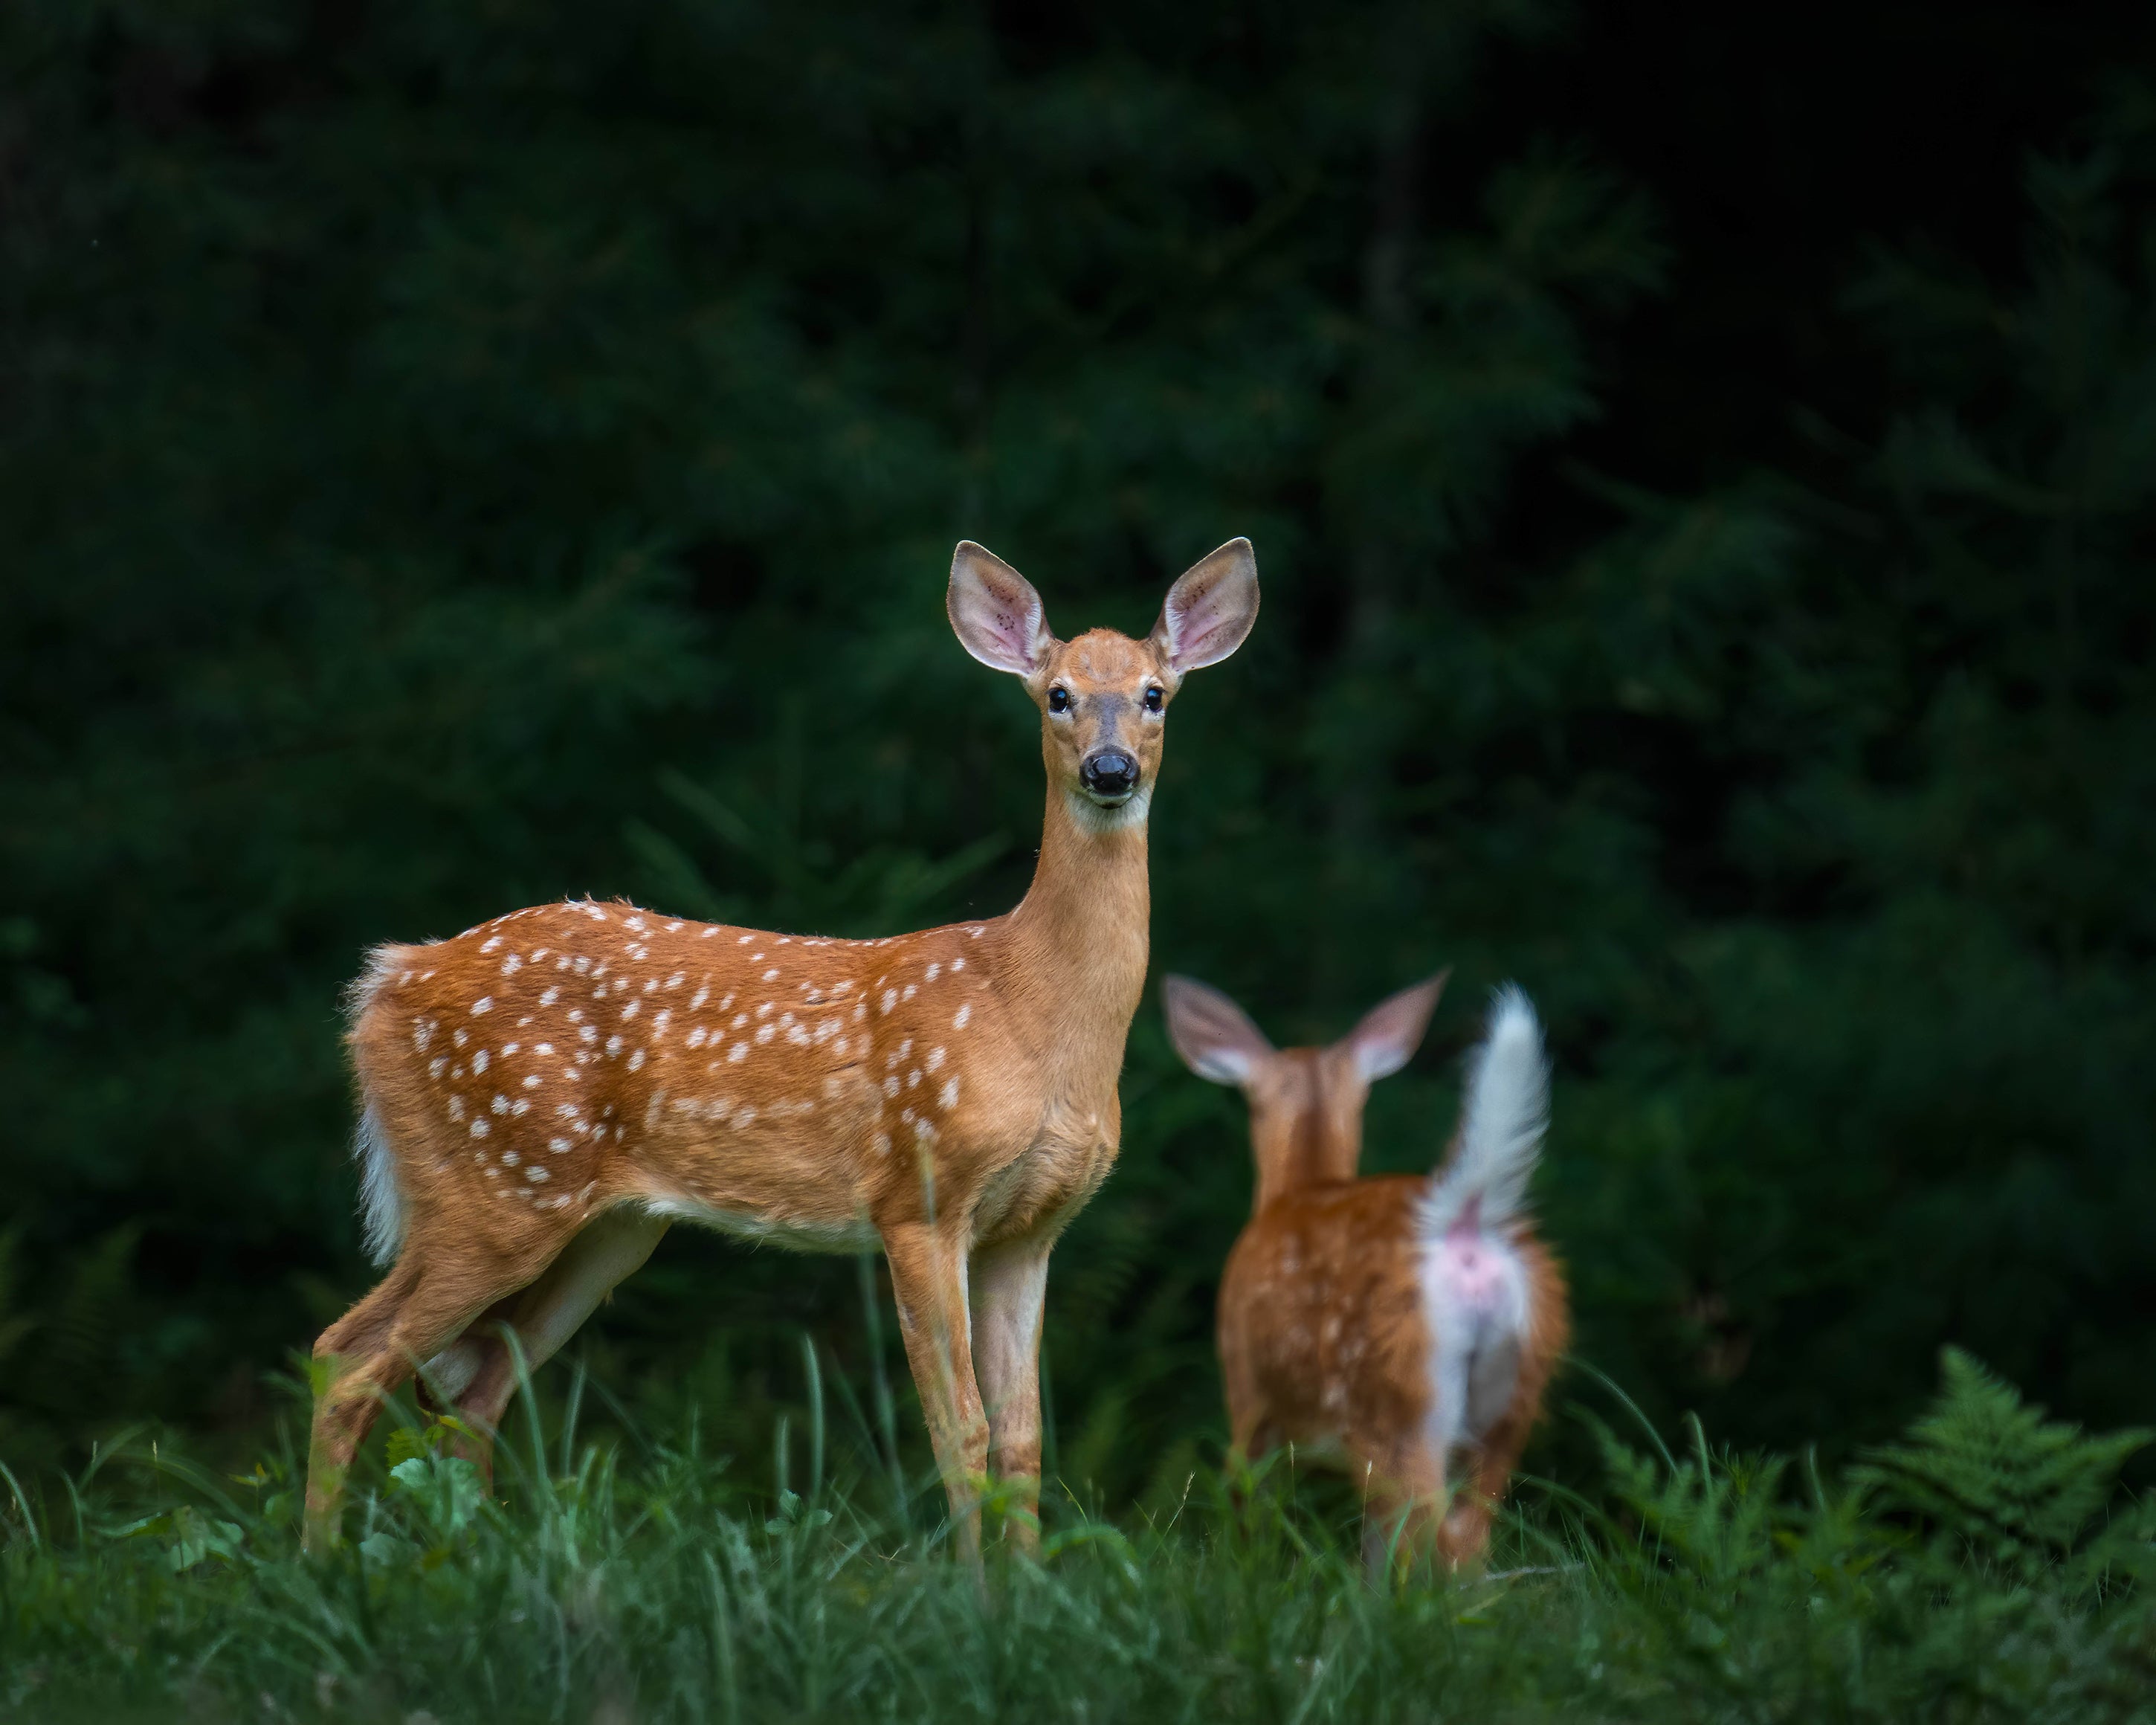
[949,542,1054,675]
[1151,538,1260,677]
[1163,974,1274,1085]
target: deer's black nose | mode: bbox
[1080,749,1139,800]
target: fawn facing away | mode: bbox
[1163,973,1569,1570]
[305,539,1260,1558]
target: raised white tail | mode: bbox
[1421,985,1549,1240]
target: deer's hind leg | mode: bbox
[1359,1436,1445,1580]
[304,1231,572,1554]
[436,1208,670,1483]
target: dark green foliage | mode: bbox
[1,0,2152,1515]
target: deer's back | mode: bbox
[1218,1176,1433,1457]
[349,898,1023,1249]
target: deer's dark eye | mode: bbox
[1143,686,1164,714]
[1048,686,1071,714]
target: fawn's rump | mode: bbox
[1221,1177,1540,1473]
[1418,1218,1535,1462]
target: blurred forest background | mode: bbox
[4,0,2154,1509]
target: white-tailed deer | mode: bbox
[304,539,1260,1558]
[1163,974,1568,1570]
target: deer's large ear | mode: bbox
[1162,974,1275,1085]
[949,542,1055,676]
[1150,538,1259,680]
[1340,971,1449,1082]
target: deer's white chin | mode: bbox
[1067,785,1151,834]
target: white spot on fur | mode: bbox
[470,1119,488,1138]
[473,1049,490,1074]
[955,1004,972,1029]
[940,1076,960,1110]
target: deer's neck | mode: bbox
[1250,1057,1364,1213]
[998,790,1152,1074]
[1253,1112,1363,1213]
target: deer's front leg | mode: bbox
[971,1233,1051,1552]
[882,1221,989,1564]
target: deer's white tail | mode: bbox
[346,945,410,1267]
[1420,985,1549,1240]
[353,1103,404,1266]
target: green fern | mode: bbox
[1850,1347,2151,1581]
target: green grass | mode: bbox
[2,1351,2151,1724]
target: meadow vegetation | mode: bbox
[4,1349,2152,1722]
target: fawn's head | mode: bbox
[948,540,1259,828]
[1163,973,1447,1211]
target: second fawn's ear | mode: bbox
[949,542,1055,676]
[1162,974,1274,1085]
[1342,971,1450,1082]
[1151,538,1259,680]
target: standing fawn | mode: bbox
[304,538,1260,1558]
[1163,973,1569,1570]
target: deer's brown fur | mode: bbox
[304,539,1259,1558]
[1166,976,1569,1570]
